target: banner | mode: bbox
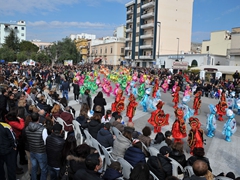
[64,60,73,66]
[172,61,188,70]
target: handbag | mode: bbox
[61,161,70,180]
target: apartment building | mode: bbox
[31,40,53,52]
[227,27,240,66]
[75,39,89,61]
[125,0,193,67]
[0,20,26,45]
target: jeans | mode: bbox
[0,148,16,180]
[62,90,69,100]
[48,166,60,180]
[30,152,48,180]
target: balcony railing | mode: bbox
[227,48,240,55]
[139,55,153,59]
[142,1,155,9]
[125,56,131,59]
[126,28,133,32]
[126,18,133,24]
[125,0,135,7]
[127,9,133,14]
[141,12,154,19]
[125,47,132,50]
[140,44,153,49]
[141,23,154,29]
[140,34,154,39]
[126,37,132,41]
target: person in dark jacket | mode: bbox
[46,123,65,180]
[147,146,172,180]
[93,91,107,116]
[0,122,17,180]
[183,160,208,180]
[124,139,146,167]
[0,89,8,121]
[72,81,80,102]
[97,123,114,148]
[82,89,92,110]
[73,153,102,180]
[61,78,70,100]
[102,161,123,180]
[88,109,103,139]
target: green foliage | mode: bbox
[0,47,16,62]
[36,52,50,64]
[3,29,20,51]
[16,51,28,62]
[19,41,39,53]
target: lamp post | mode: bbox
[157,22,161,60]
[177,38,179,61]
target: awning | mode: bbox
[93,58,102,63]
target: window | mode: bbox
[206,46,209,51]
[111,47,113,54]
[21,27,24,30]
[105,48,107,53]
[21,33,24,36]
[100,48,102,54]
[121,48,124,53]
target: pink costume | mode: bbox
[184,85,192,97]
[125,82,131,95]
[96,76,102,87]
[139,74,145,84]
[162,79,169,93]
[113,83,120,96]
[172,81,178,93]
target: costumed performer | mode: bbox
[222,109,237,142]
[235,98,240,115]
[111,89,125,114]
[126,93,138,122]
[172,107,187,143]
[187,117,204,155]
[140,88,151,112]
[161,77,169,93]
[148,100,169,133]
[152,78,159,98]
[206,104,217,138]
[193,91,202,115]
[113,83,120,96]
[215,97,228,121]
[178,95,194,122]
[172,86,180,109]
[184,84,192,97]
[172,81,179,93]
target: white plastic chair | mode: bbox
[101,145,116,167]
[168,157,185,177]
[83,129,93,146]
[150,171,159,180]
[72,120,83,146]
[111,127,122,138]
[117,158,133,180]
[91,138,107,171]
[56,117,73,139]
[215,177,234,180]
[184,166,195,177]
[148,146,159,156]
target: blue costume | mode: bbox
[178,95,194,122]
[222,109,237,142]
[140,88,156,112]
[235,98,240,115]
[206,104,217,138]
[130,81,138,98]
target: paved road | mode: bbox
[18,84,240,179]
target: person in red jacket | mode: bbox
[193,91,202,115]
[172,107,187,143]
[126,94,138,122]
[172,86,180,108]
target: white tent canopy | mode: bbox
[22,59,36,66]
[191,65,239,74]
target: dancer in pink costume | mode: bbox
[161,78,169,93]
[79,74,85,86]
[96,76,102,88]
[113,83,120,96]
[172,81,179,93]
[184,84,192,97]
[139,74,145,84]
[132,72,138,82]
[125,81,131,96]
[104,81,112,97]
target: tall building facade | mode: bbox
[0,20,26,45]
[125,0,193,67]
[113,25,126,38]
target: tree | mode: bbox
[16,51,27,62]
[3,29,20,51]
[19,41,39,53]
[36,51,50,64]
[0,47,16,62]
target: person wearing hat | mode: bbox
[147,146,172,180]
[46,123,65,180]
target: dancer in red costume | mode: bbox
[148,101,169,133]
[187,117,204,155]
[172,107,187,143]
[111,89,125,114]
[126,94,138,122]
[216,91,228,121]
[172,86,180,108]
[193,91,202,115]
[152,78,159,98]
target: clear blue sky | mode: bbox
[0,0,239,43]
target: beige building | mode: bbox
[227,27,240,66]
[89,38,125,65]
[125,0,194,67]
[201,31,231,56]
[31,40,53,51]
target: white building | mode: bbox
[0,20,26,45]
[113,25,126,38]
[69,33,96,41]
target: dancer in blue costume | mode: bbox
[206,104,217,138]
[178,95,194,122]
[222,109,237,142]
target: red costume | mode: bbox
[148,101,169,133]
[216,101,228,121]
[111,89,125,113]
[172,86,180,108]
[187,117,204,155]
[152,78,159,98]
[172,108,187,143]
[126,94,138,122]
[193,91,202,115]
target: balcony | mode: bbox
[141,23,154,29]
[141,12,154,19]
[125,46,132,50]
[127,9,133,15]
[126,37,132,41]
[227,48,240,55]
[140,34,154,39]
[126,18,133,24]
[142,1,155,9]
[125,56,131,59]
[140,44,153,49]
[139,55,153,59]
[125,0,135,7]
[126,28,133,33]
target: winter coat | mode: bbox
[112,121,125,133]
[102,168,123,180]
[93,97,106,116]
[97,128,114,148]
[183,176,207,180]
[169,149,186,173]
[72,83,80,95]
[76,115,88,129]
[87,119,102,139]
[138,134,151,147]
[124,146,146,167]
[5,117,25,139]
[111,134,132,159]
[147,154,172,180]
[0,122,16,155]
[187,156,212,172]
[73,168,102,180]
[82,94,92,109]
[60,112,74,132]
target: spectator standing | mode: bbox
[72,81,80,102]
[0,89,8,121]
[93,91,107,116]
[82,89,92,110]
[61,78,70,100]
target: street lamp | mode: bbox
[176,38,179,61]
[157,22,161,60]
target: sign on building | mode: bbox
[172,61,188,70]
